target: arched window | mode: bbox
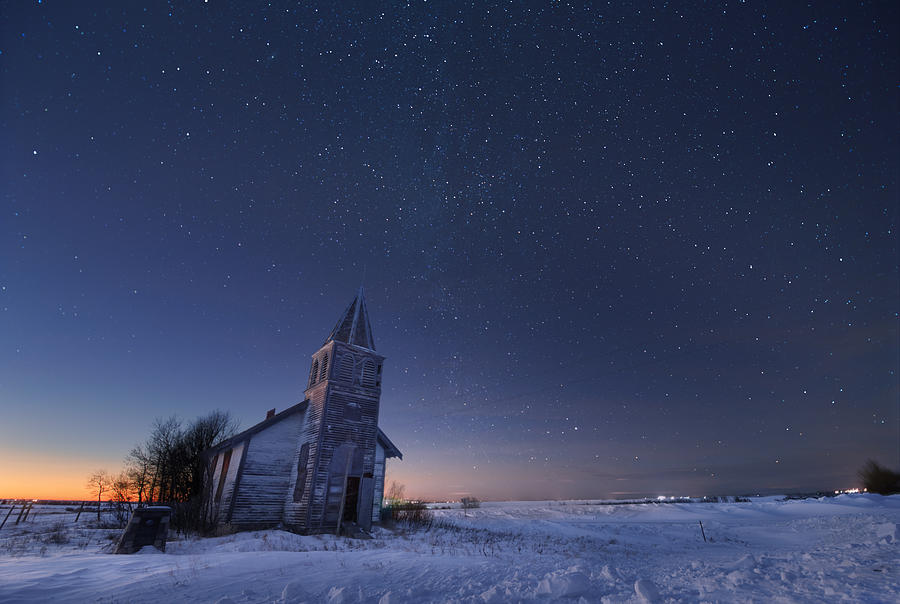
[338,353,355,383]
[310,359,319,387]
[361,359,376,388]
[319,353,329,381]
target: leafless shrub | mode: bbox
[385,481,405,506]
[42,521,70,545]
[211,522,235,537]
[394,503,434,528]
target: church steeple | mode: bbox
[325,286,375,351]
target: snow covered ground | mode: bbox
[0,494,897,603]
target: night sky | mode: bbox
[1,1,897,501]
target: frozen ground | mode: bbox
[0,494,897,603]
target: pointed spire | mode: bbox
[325,286,376,350]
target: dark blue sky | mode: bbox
[1,1,897,500]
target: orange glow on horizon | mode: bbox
[0,451,122,501]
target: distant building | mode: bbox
[205,288,402,533]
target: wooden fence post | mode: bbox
[0,504,15,530]
[15,502,30,524]
[21,501,34,522]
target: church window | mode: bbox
[338,354,355,383]
[310,359,319,386]
[292,443,310,503]
[320,353,329,381]
[376,363,383,387]
[361,359,376,388]
[215,450,232,504]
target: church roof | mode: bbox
[326,286,376,351]
[205,399,309,456]
[206,400,402,460]
[377,428,402,459]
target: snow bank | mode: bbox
[1,495,898,602]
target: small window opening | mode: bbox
[292,443,310,503]
[320,354,329,381]
[339,354,355,383]
[310,359,319,387]
[362,359,376,388]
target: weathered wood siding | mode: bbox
[314,341,383,530]
[283,340,384,532]
[372,440,386,523]
[228,412,304,529]
[209,442,245,525]
[282,366,330,529]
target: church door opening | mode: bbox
[343,476,360,523]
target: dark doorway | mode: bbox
[343,476,360,523]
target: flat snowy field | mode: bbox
[0,494,897,603]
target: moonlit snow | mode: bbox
[1,494,897,602]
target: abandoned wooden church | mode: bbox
[205,289,402,534]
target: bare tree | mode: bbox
[182,410,239,502]
[461,496,480,517]
[86,470,110,521]
[179,411,238,530]
[385,481,405,506]
[859,459,900,495]
[125,410,238,533]
[146,416,183,504]
[110,471,134,526]
[125,444,152,505]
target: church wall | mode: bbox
[372,440,386,523]
[228,412,304,529]
[282,380,328,529]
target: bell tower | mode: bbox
[287,287,385,531]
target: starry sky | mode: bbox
[1,1,897,501]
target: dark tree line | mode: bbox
[859,459,900,495]
[124,411,237,532]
